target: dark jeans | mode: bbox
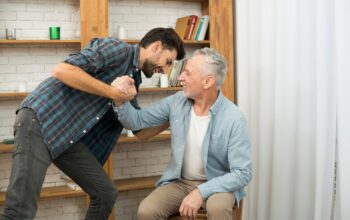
[0,108,117,220]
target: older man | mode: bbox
[113,47,252,220]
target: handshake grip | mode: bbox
[111,76,137,105]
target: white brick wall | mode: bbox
[113,140,171,178]
[109,0,202,39]
[0,45,80,139]
[0,45,80,94]
[115,189,153,220]
[0,0,80,40]
[0,0,203,219]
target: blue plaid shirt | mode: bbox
[18,38,142,164]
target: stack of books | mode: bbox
[175,15,210,41]
[168,59,186,87]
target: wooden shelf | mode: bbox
[0,133,170,154]
[125,39,209,45]
[0,185,85,205]
[0,92,28,101]
[139,87,182,93]
[0,143,13,153]
[0,87,181,101]
[0,40,81,45]
[183,40,210,45]
[0,39,208,46]
[0,175,160,205]
[118,133,171,144]
[114,175,160,192]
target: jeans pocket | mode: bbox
[13,120,26,153]
[13,109,35,154]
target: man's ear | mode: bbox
[151,40,162,53]
[203,75,215,89]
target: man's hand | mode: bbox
[111,76,137,105]
[111,76,134,94]
[179,188,203,218]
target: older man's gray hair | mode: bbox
[193,47,228,89]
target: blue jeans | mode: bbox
[0,108,117,220]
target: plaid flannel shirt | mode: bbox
[18,38,142,164]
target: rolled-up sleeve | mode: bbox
[64,38,130,76]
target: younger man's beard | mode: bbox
[142,59,155,78]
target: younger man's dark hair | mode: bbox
[140,27,185,60]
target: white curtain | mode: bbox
[334,0,350,220]
[235,0,350,219]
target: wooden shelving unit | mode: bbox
[0,40,81,45]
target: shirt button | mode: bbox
[83,130,87,133]
[135,68,139,71]
[96,117,100,120]
[69,140,74,144]
[108,102,112,106]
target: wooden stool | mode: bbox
[168,200,243,220]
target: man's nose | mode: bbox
[178,71,184,81]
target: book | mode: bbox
[168,59,185,87]
[184,15,198,40]
[190,16,201,40]
[175,16,193,40]
[195,15,210,41]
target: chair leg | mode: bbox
[233,200,243,220]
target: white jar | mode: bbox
[118,26,127,39]
[18,82,26,92]
[160,74,169,88]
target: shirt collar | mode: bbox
[131,44,142,89]
[184,90,225,116]
[132,44,140,70]
[209,90,225,116]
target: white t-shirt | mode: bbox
[181,107,211,181]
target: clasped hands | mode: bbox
[111,76,137,105]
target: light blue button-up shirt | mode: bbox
[115,91,252,204]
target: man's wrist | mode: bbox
[112,101,124,108]
[108,86,119,100]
